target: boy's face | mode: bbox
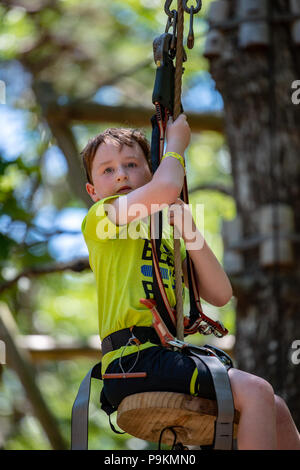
[86,139,152,202]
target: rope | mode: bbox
[173,0,185,341]
[158,426,188,450]
[174,1,184,119]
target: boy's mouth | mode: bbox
[117,186,132,193]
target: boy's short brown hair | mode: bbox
[81,128,152,184]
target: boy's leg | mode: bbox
[228,368,300,450]
[228,368,277,450]
[274,395,300,450]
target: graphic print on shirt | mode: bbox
[141,238,176,300]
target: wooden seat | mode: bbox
[117,391,239,446]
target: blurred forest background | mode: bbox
[0,0,299,450]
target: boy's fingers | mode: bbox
[169,113,186,123]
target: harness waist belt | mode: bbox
[101,326,161,356]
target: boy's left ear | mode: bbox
[86,182,99,202]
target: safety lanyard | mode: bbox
[146,10,228,340]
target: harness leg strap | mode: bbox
[188,351,235,450]
[71,363,101,450]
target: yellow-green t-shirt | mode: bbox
[81,194,186,373]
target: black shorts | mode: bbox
[103,345,216,409]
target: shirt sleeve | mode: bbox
[81,195,127,242]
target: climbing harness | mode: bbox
[71,335,235,449]
[71,0,236,451]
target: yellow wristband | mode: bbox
[161,152,185,171]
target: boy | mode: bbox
[81,114,300,449]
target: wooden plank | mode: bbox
[117,391,239,446]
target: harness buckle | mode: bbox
[165,338,187,350]
[140,298,175,348]
[128,327,141,347]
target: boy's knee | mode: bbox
[229,369,274,410]
[250,376,274,402]
[275,395,290,424]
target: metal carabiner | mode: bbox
[164,0,176,18]
[164,1,177,53]
[187,5,195,49]
[182,0,202,15]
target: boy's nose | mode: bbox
[116,168,128,181]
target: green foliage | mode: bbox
[0,0,235,451]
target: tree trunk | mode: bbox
[207,0,300,427]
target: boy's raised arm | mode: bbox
[109,114,190,226]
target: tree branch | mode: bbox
[17,333,234,363]
[189,182,233,197]
[48,102,225,134]
[0,303,68,449]
[46,119,92,207]
[0,258,90,295]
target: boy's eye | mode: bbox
[103,162,136,174]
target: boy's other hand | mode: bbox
[168,197,195,241]
[166,114,191,156]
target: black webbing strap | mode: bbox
[71,362,126,450]
[101,326,160,356]
[187,349,235,450]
